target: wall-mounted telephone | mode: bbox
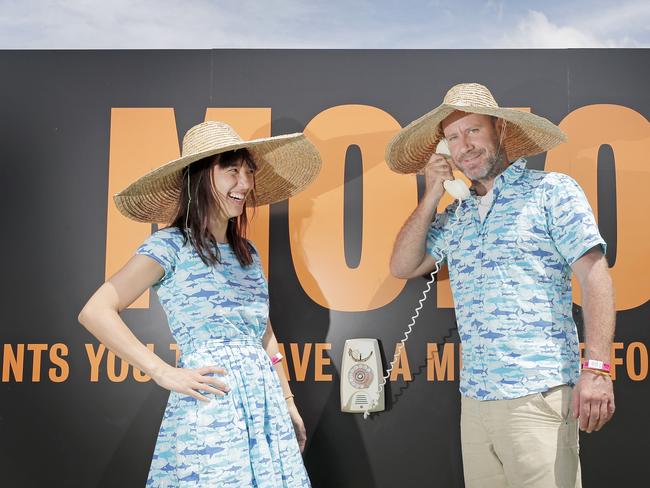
[340,338,385,413]
[354,140,469,418]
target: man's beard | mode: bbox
[458,148,507,183]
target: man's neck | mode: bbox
[472,179,494,196]
[471,156,511,196]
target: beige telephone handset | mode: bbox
[360,140,468,419]
[436,140,471,200]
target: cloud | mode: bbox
[0,0,648,48]
[578,0,650,36]
[0,0,324,48]
[498,9,643,48]
[0,0,471,49]
[484,0,504,21]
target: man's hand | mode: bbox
[422,153,454,201]
[572,371,615,433]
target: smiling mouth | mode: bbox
[463,153,482,163]
[227,192,247,204]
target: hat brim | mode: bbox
[385,104,567,174]
[114,133,322,223]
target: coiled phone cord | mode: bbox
[363,201,465,419]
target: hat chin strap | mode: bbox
[185,168,192,230]
[497,119,508,161]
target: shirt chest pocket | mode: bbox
[494,228,565,290]
[486,219,546,266]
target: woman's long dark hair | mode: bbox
[170,148,257,267]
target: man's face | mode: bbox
[441,112,506,183]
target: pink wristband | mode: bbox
[581,360,611,372]
[271,352,283,365]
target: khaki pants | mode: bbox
[461,385,581,488]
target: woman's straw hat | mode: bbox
[385,83,567,174]
[114,121,322,223]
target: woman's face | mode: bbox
[211,158,255,219]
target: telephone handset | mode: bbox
[361,140,468,419]
[443,180,471,201]
[436,139,471,201]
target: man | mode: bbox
[386,83,615,488]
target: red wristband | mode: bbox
[581,359,611,372]
[271,352,283,365]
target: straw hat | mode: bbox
[114,121,322,223]
[385,83,567,174]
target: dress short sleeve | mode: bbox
[136,227,183,280]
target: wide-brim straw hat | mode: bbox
[385,83,567,174]
[114,121,322,223]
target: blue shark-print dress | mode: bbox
[137,227,310,487]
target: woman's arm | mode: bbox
[263,319,293,399]
[78,254,229,402]
[263,320,307,452]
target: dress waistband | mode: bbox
[183,336,264,354]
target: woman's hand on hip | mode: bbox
[151,364,230,402]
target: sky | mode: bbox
[1,0,649,49]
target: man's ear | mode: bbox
[495,117,507,137]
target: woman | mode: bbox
[79,121,321,487]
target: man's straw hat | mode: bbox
[385,83,567,174]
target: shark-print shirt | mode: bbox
[427,159,606,400]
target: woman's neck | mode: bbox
[208,214,229,244]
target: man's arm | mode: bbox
[570,246,616,433]
[390,200,440,279]
[390,154,453,279]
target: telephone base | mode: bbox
[340,338,385,413]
